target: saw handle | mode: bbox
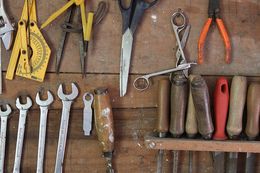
[157,79,170,136]
[245,83,260,140]
[213,77,229,140]
[94,88,114,153]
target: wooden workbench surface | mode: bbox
[0,0,259,172]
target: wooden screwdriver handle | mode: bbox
[169,75,188,137]
[213,77,229,140]
[245,83,260,140]
[94,88,114,153]
[186,75,198,138]
[191,75,214,139]
[227,76,247,139]
[157,79,170,136]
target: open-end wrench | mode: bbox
[55,83,78,173]
[0,104,11,173]
[83,92,94,136]
[35,91,54,173]
[13,96,32,173]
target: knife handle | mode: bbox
[157,79,170,136]
[213,77,229,140]
[226,76,247,139]
[169,75,188,137]
[191,75,214,139]
[245,83,260,140]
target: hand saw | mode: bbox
[6,0,51,82]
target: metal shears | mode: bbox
[118,0,158,97]
[133,10,196,91]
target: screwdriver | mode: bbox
[226,76,247,173]
[245,83,260,173]
[169,74,188,173]
[190,75,214,139]
[213,77,229,173]
[156,79,170,173]
[185,75,198,173]
[94,88,115,173]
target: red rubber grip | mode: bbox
[213,77,229,140]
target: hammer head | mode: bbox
[36,91,54,107]
[16,96,32,110]
[58,83,79,101]
[0,104,12,117]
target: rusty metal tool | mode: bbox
[170,75,188,173]
[186,75,198,173]
[55,83,79,173]
[35,91,54,173]
[156,79,170,173]
[83,92,94,136]
[190,75,214,139]
[226,76,247,173]
[13,96,32,173]
[212,77,229,173]
[0,104,12,173]
[198,0,231,64]
[245,83,260,173]
[94,88,115,173]
[0,0,14,94]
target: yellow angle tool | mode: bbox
[6,0,51,82]
[41,0,94,52]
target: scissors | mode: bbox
[171,9,191,78]
[118,0,158,97]
[133,63,195,91]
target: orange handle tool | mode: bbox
[198,18,212,64]
[213,77,229,140]
[216,19,231,64]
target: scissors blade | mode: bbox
[120,28,133,97]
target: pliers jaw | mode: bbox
[208,0,220,19]
[0,7,14,50]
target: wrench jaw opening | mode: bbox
[16,97,32,110]
[58,83,79,101]
[36,91,54,107]
[0,104,11,117]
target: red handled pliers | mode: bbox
[198,0,231,64]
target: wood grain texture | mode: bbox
[0,0,259,172]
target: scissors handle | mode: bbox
[118,0,158,33]
[171,10,186,31]
[133,76,150,91]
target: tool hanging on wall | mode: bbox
[198,0,231,64]
[41,0,108,76]
[6,0,51,82]
[0,0,14,94]
[118,0,158,97]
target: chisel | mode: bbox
[245,83,260,173]
[185,75,198,173]
[213,77,229,173]
[169,74,188,173]
[156,79,170,173]
[226,76,247,173]
[94,88,115,173]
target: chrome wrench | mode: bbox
[13,97,32,173]
[0,104,11,173]
[35,91,54,173]
[55,83,78,173]
[83,92,94,136]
